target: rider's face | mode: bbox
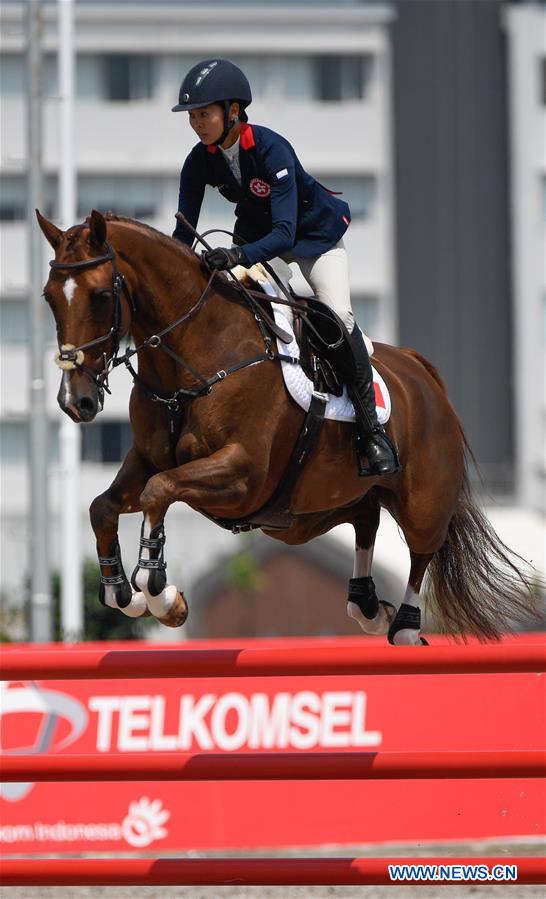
[188,104,225,145]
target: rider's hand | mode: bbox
[202,246,249,271]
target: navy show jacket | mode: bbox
[173,123,351,267]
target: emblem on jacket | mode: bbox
[250,178,271,198]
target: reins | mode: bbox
[179,213,346,352]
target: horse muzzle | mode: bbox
[58,369,100,423]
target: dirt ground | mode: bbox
[1,841,544,899]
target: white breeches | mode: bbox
[281,239,354,333]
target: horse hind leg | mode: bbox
[388,550,433,646]
[347,511,396,635]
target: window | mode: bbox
[0,299,57,344]
[0,300,28,343]
[1,54,57,98]
[313,55,373,101]
[352,295,379,335]
[0,55,24,96]
[0,422,27,463]
[102,55,154,101]
[0,177,25,221]
[0,176,57,221]
[185,54,374,103]
[0,422,59,464]
[81,421,132,463]
[78,175,159,220]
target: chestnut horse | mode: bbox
[37,209,537,643]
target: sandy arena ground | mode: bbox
[2,841,544,899]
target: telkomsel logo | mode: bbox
[0,681,88,801]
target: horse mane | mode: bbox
[87,212,197,260]
[95,212,246,303]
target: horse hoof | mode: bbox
[157,591,188,628]
[420,636,429,645]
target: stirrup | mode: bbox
[356,430,401,477]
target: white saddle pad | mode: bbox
[272,303,391,425]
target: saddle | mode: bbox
[231,261,367,397]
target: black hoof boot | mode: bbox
[388,602,425,645]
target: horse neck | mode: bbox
[110,223,259,379]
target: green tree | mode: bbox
[50,560,154,641]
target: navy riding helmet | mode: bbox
[172,59,252,144]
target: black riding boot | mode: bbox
[346,325,400,476]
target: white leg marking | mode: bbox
[353,543,373,578]
[347,539,394,634]
[63,276,77,305]
[391,584,422,646]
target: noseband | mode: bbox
[50,243,134,404]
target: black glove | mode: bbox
[202,245,249,271]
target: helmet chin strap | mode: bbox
[212,100,239,147]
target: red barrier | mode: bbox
[2,749,544,782]
[1,640,544,886]
[1,856,545,886]
[2,641,545,681]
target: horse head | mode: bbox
[37,209,133,423]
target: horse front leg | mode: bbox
[134,444,253,628]
[89,446,155,619]
[347,503,396,635]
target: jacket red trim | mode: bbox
[206,123,255,154]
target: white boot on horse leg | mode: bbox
[98,542,149,619]
[131,516,188,628]
[347,544,396,635]
[388,585,426,646]
[101,582,149,618]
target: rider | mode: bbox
[171,58,399,476]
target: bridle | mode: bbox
[50,242,134,406]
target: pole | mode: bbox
[58,0,83,642]
[1,642,545,681]
[27,0,51,642]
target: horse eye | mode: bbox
[91,288,112,315]
[91,288,111,304]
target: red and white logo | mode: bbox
[250,178,271,198]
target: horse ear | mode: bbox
[88,209,107,247]
[35,209,63,249]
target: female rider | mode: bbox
[172,58,398,476]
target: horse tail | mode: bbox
[425,465,543,640]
